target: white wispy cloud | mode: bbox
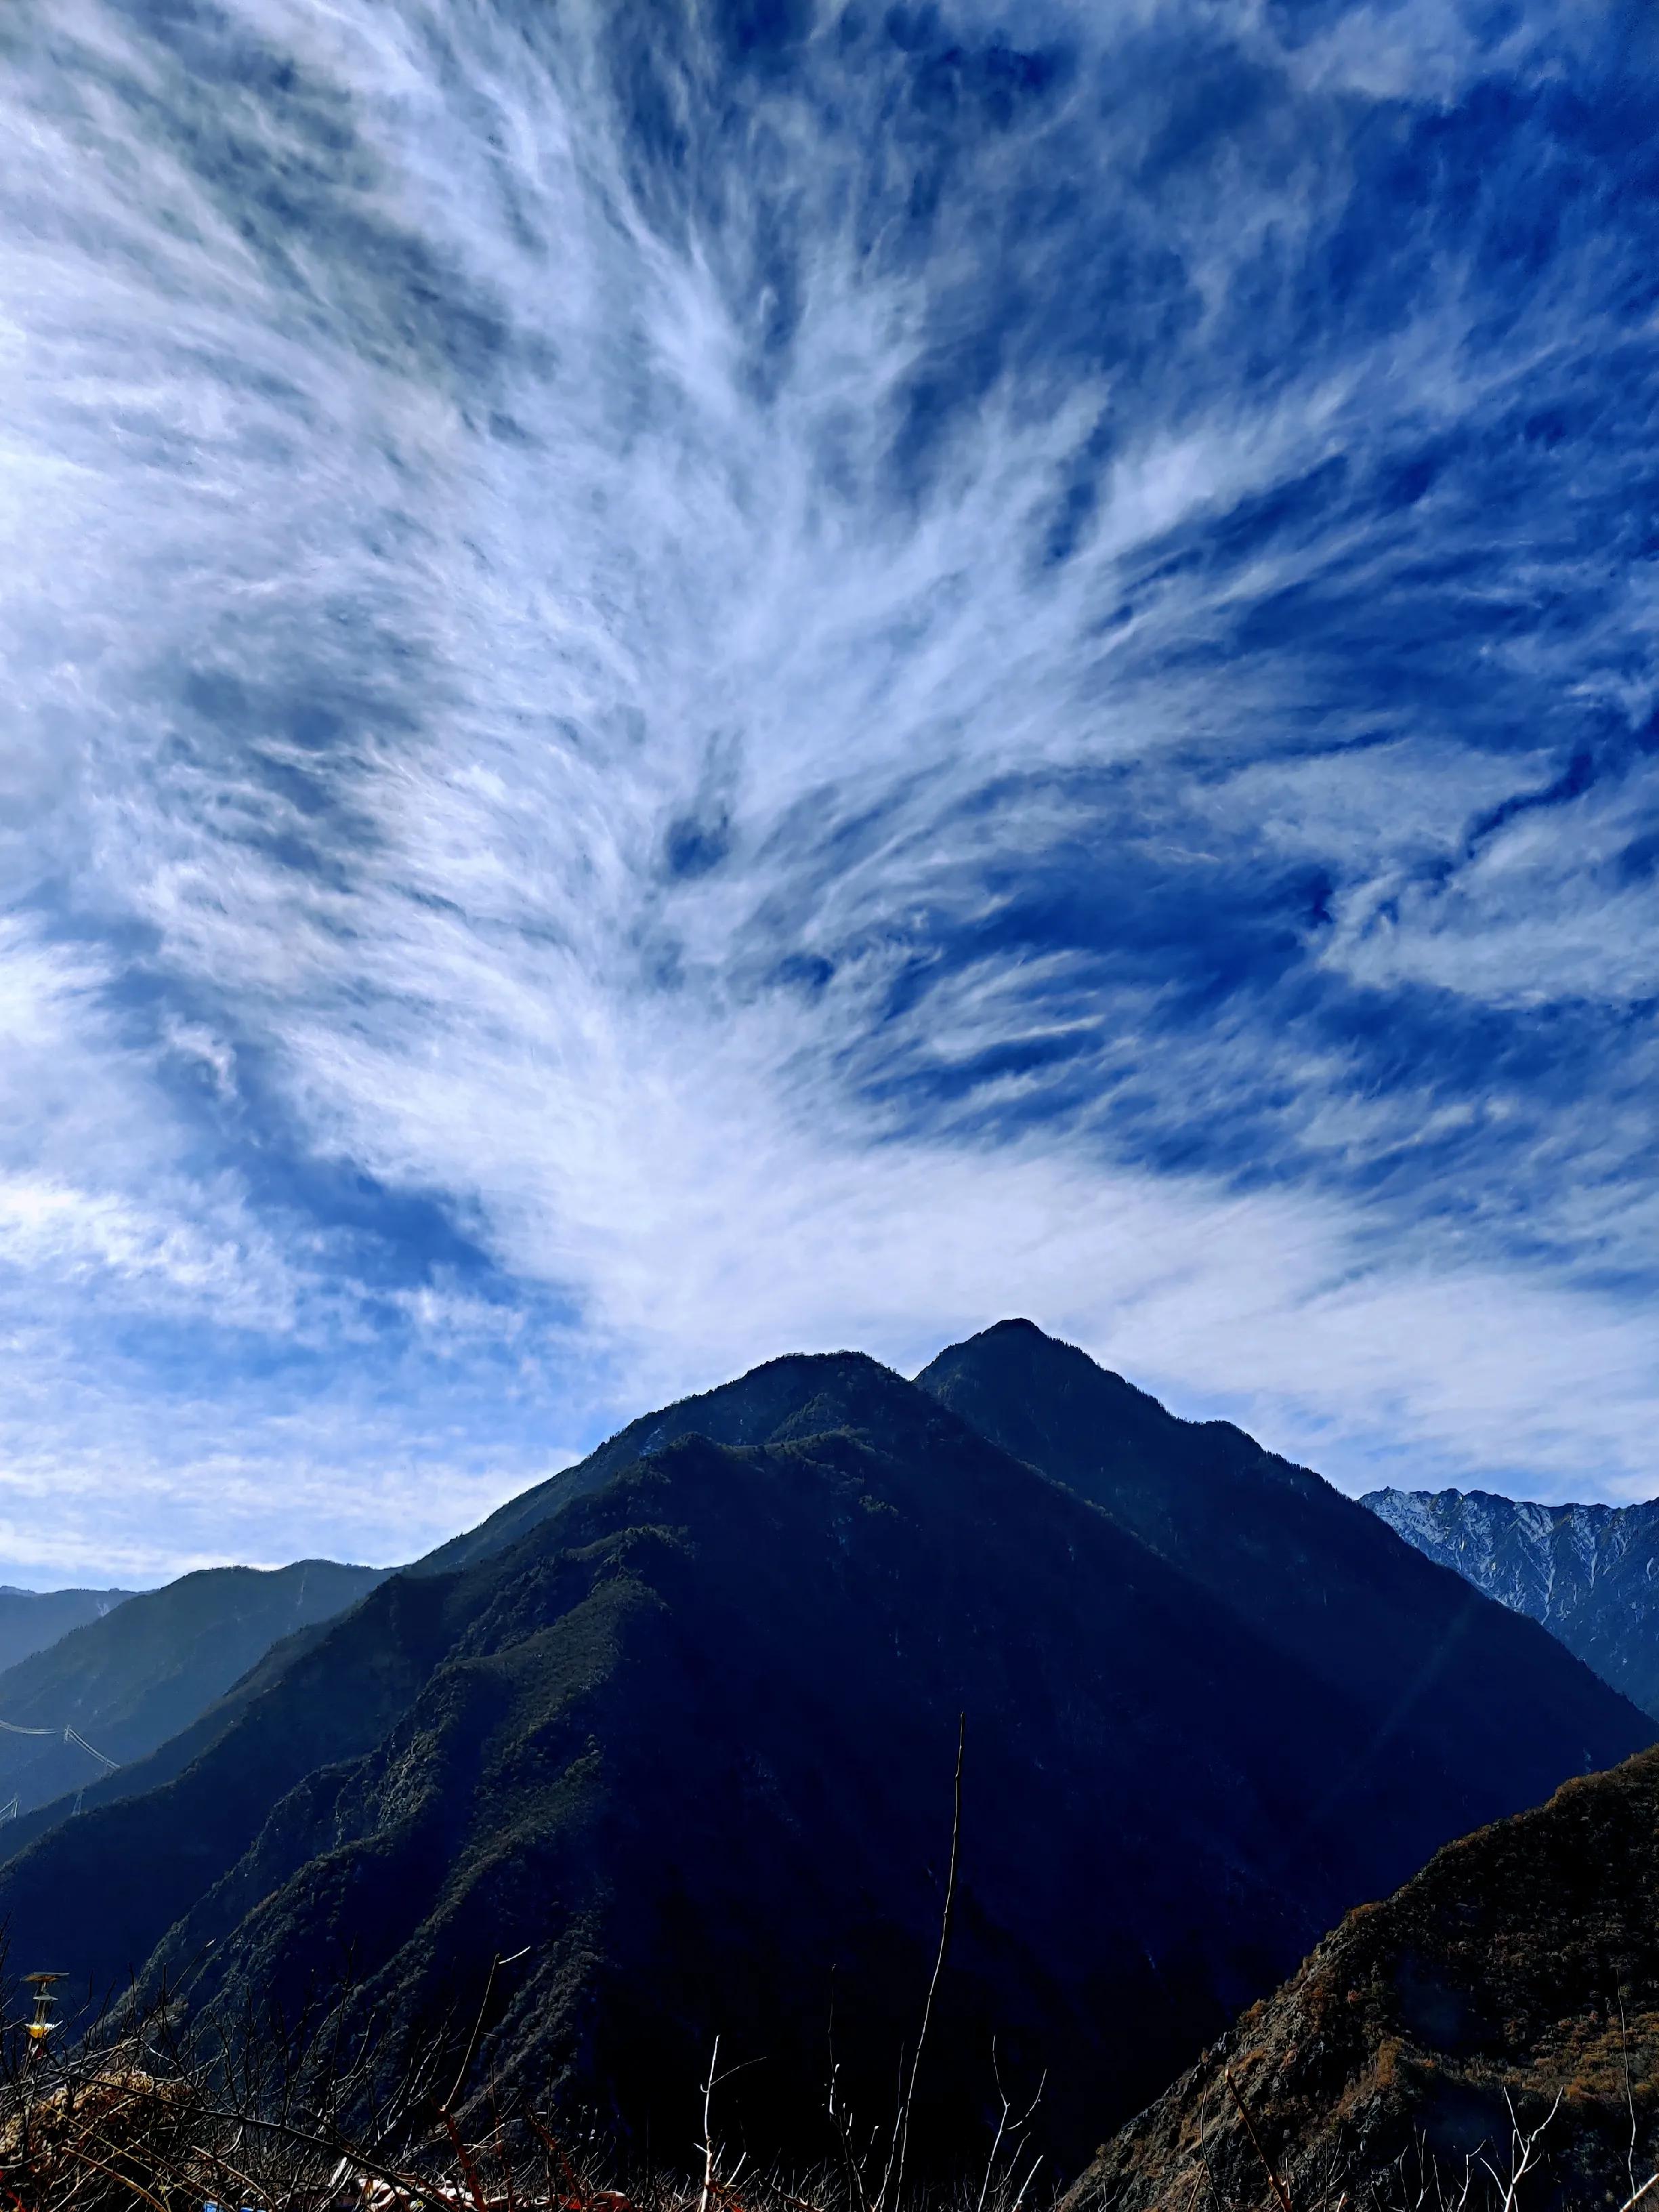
[1326,762,1659,1007]
[0,0,1655,1579]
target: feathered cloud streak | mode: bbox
[1,0,1656,1578]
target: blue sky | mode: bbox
[1,0,1656,1583]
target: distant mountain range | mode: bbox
[0,1321,1643,2178]
[0,1560,387,1819]
[1366,1488,1659,1719]
[1074,1740,1659,2212]
[0,1586,135,1674]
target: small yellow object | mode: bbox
[22,1971,65,2051]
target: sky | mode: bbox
[1,0,1657,1585]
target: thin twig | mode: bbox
[1624,2001,1640,2206]
[885,1713,965,2212]
[444,2109,490,2212]
[1224,2066,1294,2212]
[699,2037,721,2212]
[444,1955,504,2119]
[201,2103,465,2212]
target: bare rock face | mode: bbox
[1367,1487,1659,1718]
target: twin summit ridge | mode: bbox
[0,1320,1647,2178]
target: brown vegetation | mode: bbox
[0,1916,1047,2212]
[1064,1747,1659,2212]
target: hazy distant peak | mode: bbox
[0,1587,140,1677]
[0,1557,385,1826]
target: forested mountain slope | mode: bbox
[0,1560,385,1820]
[0,1587,133,1674]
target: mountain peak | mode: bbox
[1366,1486,1659,1719]
[938,1314,1095,1356]
[917,1319,1649,1802]
[415,1343,929,1578]
[915,1320,1175,1449]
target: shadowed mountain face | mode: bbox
[1068,1744,1659,2212]
[1366,1487,1659,1720]
[408,1353,914,1578]
[0,1588,135,1675]
[0,1335,1645,2179]
[0,1560,386,1822]
[916,1321,1634,1842]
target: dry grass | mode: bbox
[0,1967,1049,2212]
[11,1953,1651,2212]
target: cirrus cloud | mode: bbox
[0,0,1656,1580]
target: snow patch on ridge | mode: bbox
[1364,1485,1659,1717]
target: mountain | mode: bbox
[0,1608,362,1870]
[1068,1742,1659,2212]
[0,1560,387,1821]
[407,1353,885,1578]
[0,1335,1645,2179]
[1366,1486,1659,1719]
[0,1587,135,1675]
[916,1321,1645,1831]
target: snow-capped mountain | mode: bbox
[1364,1487,1659,1718]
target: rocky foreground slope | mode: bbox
[1367,1487,1659,1719]
[1068,1743,1659,2212]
